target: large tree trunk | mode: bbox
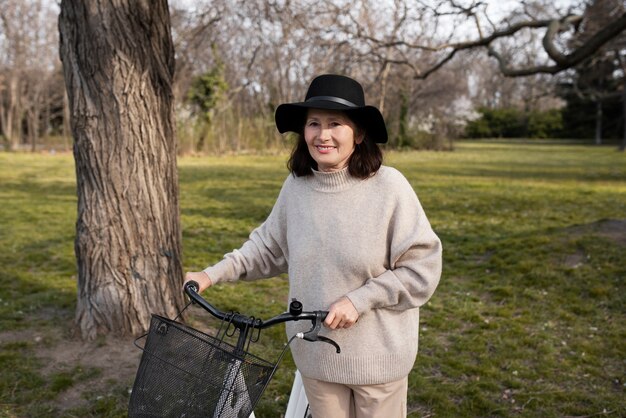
[59,0,185,340]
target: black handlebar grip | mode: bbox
[185,280,199,294]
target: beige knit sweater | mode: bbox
[204,165,442,385]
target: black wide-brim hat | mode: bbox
[275,74,388,143]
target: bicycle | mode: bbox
[128,280,340,418]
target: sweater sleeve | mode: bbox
[203,179,290,284]
[345,174,442,314]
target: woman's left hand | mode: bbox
[324,297,359,329]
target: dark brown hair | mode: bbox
[287,113,383,179]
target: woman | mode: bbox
[185,74,442,417]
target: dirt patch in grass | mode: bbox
[1,323,141,413]
[0,308,225,415]
[408,404,435,417]
[43,333,141,412]
[563,250,586,268]
[566,218,626,246]
[561,218,626,267]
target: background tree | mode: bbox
[186,59,229,152]
[558,0,626,146]
[391,0,626,78]
[0,0,27,150]
[59,0,185,339]
[0,0,58,150]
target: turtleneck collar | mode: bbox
[308,167,362,192]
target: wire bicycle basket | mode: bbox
[128,281,340,418]
[129,314,273,418]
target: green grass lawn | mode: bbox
[1,141,624,417]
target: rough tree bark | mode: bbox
[59,0,186,340]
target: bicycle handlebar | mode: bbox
[184,280,341,353]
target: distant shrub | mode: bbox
[464,117,492,138]
[527,109,563,139]
[465,107,564,139]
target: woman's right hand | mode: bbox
[184,271,213,293]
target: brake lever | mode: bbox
[297,311,341,354]
[314,335,341,353]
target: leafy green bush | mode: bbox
[465,107,564,139]
[527,108,563,138]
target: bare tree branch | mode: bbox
[488,11,626,77]
[336,1,625,80]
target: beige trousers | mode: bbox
[301,375,408,418]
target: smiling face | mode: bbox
[303,108,364,173]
